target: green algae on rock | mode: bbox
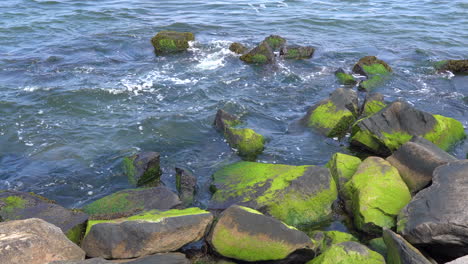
[263,35,286,51]
[368,237,387,259]
[240,41,275,64]
[309,230,359,254]
[434,59,468,74]
[343,157,411,234]
[123,151,161,187]
[228,42,248,55]
[326,153,361,197]
[208,205,314,262]
[335,68,357,85]
[361,93,386,118]
[151,31,194,54]
[352,56,392,91]
[280,45,315,59]
[209,161,337,228]
[307,241,385,264]
[175,167,197,206]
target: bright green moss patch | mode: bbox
[307,243,385,264]
[381,131,413,151]
[326,153,361,191]
[362,64,390,75]
[123,156,137,185]
[423,114,466,151]
[360,75,384,91]
[336,72,356,85]
[158,39,177,52]
[351,126,384,153]
[363,100,386,117]
[151,31,194,53]
[0,196,27,216]
[238,206,262,215]
[264,36,286,50]
[251,54,268,64]
[228,128,265,160]
[433,60,448,70]
[308,101,356,138]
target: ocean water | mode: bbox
[0,0,467,208]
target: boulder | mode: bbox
[351,101,465,156]
[240,41,275,64]
[0,190,88,244]
[210,161,337,228]
[123,151,161,187]
[361,93,386,118]
[397,161,468,260]
[343,157,411,234]
[386,136,457,193]
[368,237,387,259]
[82,186,181,219]
[0,218,85,264]
[383,228,431,264]
[213,109,265,161]
[175,167,197,206]
[302,88,358,138]
[280,45,315,59]
[352,56,392,91]
[50,253,190,264]
[82,207,213,259]
[446,256,468,264]
[208,205,314,262]
[435,59,468,74]
[335,68,357,85]
[309,230,359,254]
[229,42,248,55]
[306,241,385,264]
[263,35,287,51]
[150,31,194,54]
[325,153,361,197]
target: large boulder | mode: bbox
[82,208,213,259]
[208,205,314,262]
[240,41,275,64]
[302,88,358,138]
[123,151,161,187]
[397,161,468,261]
[151,31,194,54]
[343,157,411,234]
[51,253,190,264]
[0,218,85,264]
[214,109,265,161]
[209,161,337,228]
[175,167,197,206]
[0,190,88,244]
[383,228,431,264]
[351,101,466,156]
[306,241,385,264]
[386,136,457,193]
[280,45,315,59]
[435,59,468,74]
[82,186,181,219]
[229,42,248,55]
[361,93,386,118]
[335,68,357,85]
[352,56,392,91]
[326,152,361,197]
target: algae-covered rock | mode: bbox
[175,167,197,206]
[151,31,194,54]
[213,109,265,161]
[280,45,315,59]
[263,35,286,51]
[368,237,387,259]
[82,207,213,259]
[210,161,337,228]
[335,68,357,85]
[208,205,314,262]
[306,241,385,264]
[361,93,386,118]
[326,153,361,197]
[229,42,248,55]
[351,101,466,156]
[343,157,411,234]
[240,41,275,64]
[309,230,359,253]
[352,56,392,91]
[435,59,468,74]
[386,136,457,193]
[383,228,431,264]
[123,151,161,187]
[82,186,181,219]
[0,190,88,244]
[302,88,358,138]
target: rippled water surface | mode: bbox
[0,0,467,208]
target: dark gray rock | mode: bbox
[50,253,190,264]
[387,136,457,193]
[175,167,197,206]
[213,109,240,133]
[383,228,432,264]
[436,60,468,74]
[123,151,161,187]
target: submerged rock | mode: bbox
[361,93,386,118]
[263,35,287,51]
[397,161,468,261]
[325,152,361,197]
[335,68,357,85]
[0,218,85,264]
[175,167,197,206]
[210,161,337,228]
[82,207,213,259]
[352,56,392,91]
[302,88,358,138]
[435,59,468,74]
[306,241,385,264]
[343,157,411,234]
[151,31,194,54]
[386,136,457,193]
[280,45,315,59]
[123,151,161,187]
[351,101,466,156]
[229,42,248,54]
[240,41,275,64]
[0,190,88,244]
[213,109,265,161]
[383,228,432,264]
[82,186,181,219]
[208,205,314,262]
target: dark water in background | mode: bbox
[0,0,467,208]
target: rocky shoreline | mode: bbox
[0,31,467,264]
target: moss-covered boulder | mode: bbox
[383,228,431,264]
[0,190,88,245]
[82,186,181,219]
[335,68,357,85]
[123,151,161,187]
[229,42,248,55]
[208,205,314,262]
[213,109,265,161]
[209,161,337,228]
[435,59,468,74]
[151,31,194,54]
[82,208,213,259]
[351,101,466,156]
[307,241,385,264]
[175,167,197,206]
[343,157,411,234]
[302,88,358,138]
[263,35,286,51]
[361,93,386,118]
[326,153,361,197]
[240,41,275,64]
[280,45,315,59]
[309,230,359,254]
[368,237,387,259]
[352,56,392,91]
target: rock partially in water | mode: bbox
[240,41,275,64]
[82,208,213,259]
[302,88,358,138]
[82,186,181,219]
[209,161,337,228]
[350,101,466,156]
[229,42,248,54]
[280,45,315,59]
[306,241,385,264]
[263,35,287,51]
[335,68,357,85]
[0,218,85,264]
[352,56,392,91]
[325,152,361,198]
[0,190,88,244]
[208,205,315,262]
[123,151,161,187]
[360,93,386,118]
[151,31,194,54]
[386,136,457,193]
[175,167,197,206]
[383,228,432,264]
[397,161,468,261]
[343,157,411,234]
[435,59,468,74]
